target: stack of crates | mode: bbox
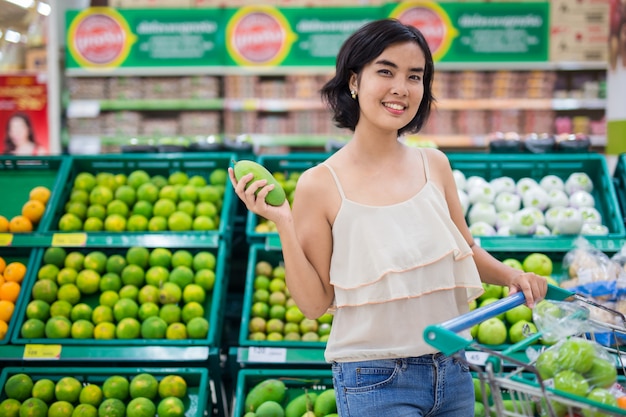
[0,153,237,417]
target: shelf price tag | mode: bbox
[67,100,100,118]
[465,351,489,366]
[248,347,287,363]
[51,233,87,247]
[23,344,62,360]
[0,233,13,246]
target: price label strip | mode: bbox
[0,233,13,246]
[51,233,87,247]
[247,347,287,363]
[23,344,62,360]
[465,351,489,366]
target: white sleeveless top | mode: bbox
[323,148,484,363]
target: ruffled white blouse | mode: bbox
[323,149,484,363]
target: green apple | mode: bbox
[478,283,503,302]
[585,358,617,389]
[476,317,507,345]
[503,258,524,271]
[473,377,491,402]
[522,253,553,276]
[505,304,533,325]
[554,369,590,397]
[469,299,477,311]
[557,338,596,374]
[536,349,560,379]
[474,401,485,417]
[508,319,538,344]
[584,388,618,417]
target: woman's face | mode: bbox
[8,117,30,145]
[350,41,426,134]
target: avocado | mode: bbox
[233,160,286,206]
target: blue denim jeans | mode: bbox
[331,352,474,417]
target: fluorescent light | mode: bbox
[4,0,34,8]
[4,0,35,8]
[4,29,21,43]
[37,2,51,16]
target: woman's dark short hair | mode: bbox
[320,18,435,136]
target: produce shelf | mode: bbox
[232,368,333,417]
[447,152,626,249]
[239,244,329,351]
[0,247,38,345]
[0,156,71,233]
[40,152,236,242]
[9,244,229,359]
[0,366,211,417]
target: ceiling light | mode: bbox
[4,0,35,8]
[37,2,51,16]
[4,29,22,43]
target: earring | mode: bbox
[350,90,357,100]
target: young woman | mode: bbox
[4,113,45,156]
[230,18,547,417]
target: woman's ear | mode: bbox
[349,72,358,92]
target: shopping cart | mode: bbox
[424,285,626,417]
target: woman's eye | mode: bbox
[378,69,392,76]
[410,75,422,81]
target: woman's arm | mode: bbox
[428,149,547,307]
[229,166,335,319]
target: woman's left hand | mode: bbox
[507,272,548,308]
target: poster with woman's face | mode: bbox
[0,74,49,156]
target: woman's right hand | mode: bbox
[228,167,292,225]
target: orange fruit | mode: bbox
[0,215,9,232]
[0,300,15,322]
[4,262,26,283]
[618,396,626,409]
[9,215,33,233]
[0,281,20,303]
[30,186,51,205]
[0,320,8,339]
[0,276,5,287]
[22,200,46,224]
[0,256,5,274]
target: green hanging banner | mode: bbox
[65,2,549,71]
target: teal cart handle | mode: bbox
[423,284,574,356]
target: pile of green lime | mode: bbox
[0,372,189,417]
[19,246,215,341]
[247,258,333,343]
[56,168,227,232]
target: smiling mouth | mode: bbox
[383,102,406,111]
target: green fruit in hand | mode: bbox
[233,160,286,206]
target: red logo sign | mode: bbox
[231,12,285,64]
[397,7,446,54]
[73,14,125,65]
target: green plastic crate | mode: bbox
[613,153,626,228]
[0,366,210,416]
[11,244,228,348]
[0,247,38,345]
[232,368,333,417]
[239,244,330,349]
[42,153,236,239]
[447,152,625,240]
[245,153,331,243]
[0,156,70,232]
